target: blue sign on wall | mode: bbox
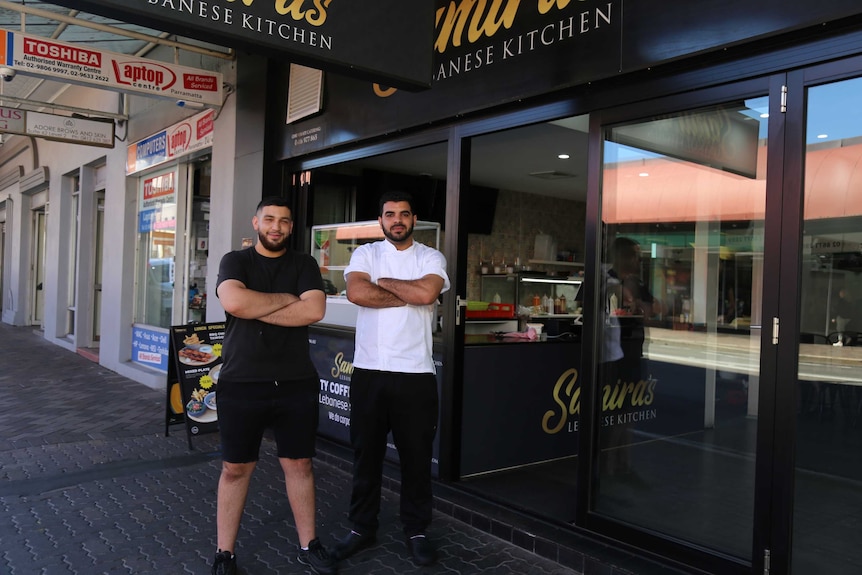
[131,324,170,372]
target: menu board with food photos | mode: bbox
[166,322,225,449]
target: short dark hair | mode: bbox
[611,236,640,264]
[256,196,291,214]
[379,191,416,216]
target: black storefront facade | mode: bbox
[267,2,862,574]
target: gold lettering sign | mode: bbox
[330,351,353,379]
[224,0,331,26]
[542,368,657,434]
[374,0,592,96]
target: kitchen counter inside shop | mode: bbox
[461,331,581,476]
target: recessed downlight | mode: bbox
[558,153,570,159]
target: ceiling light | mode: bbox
[817,134,828,139]
[639,172,649,177]
[760,113,769,118]
[557,153,570,159]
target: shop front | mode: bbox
[273,2,862,573]
[126,109,215,373]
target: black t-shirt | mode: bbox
[216,247,324,382]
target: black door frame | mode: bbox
[765,52,862,575]
[578,75,786,575]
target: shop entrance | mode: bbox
[592,93,769,566]
[133,158,211,332]
[584,63,862,574]
[31,207,47,327]
[457,116,589,522]
[92,193,104,343]
[184,158,211,324]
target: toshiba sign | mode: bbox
[0,30,223,107]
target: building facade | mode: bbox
[272,2,862,574]
[2,2,862,574]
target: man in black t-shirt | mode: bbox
[210,197,336,575]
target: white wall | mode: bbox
[0,52,266,391]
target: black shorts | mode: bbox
[216,375,319,463]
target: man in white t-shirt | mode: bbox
[335,191,450,567]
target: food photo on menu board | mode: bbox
[170,324,224,431]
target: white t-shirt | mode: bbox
[344,240,450,373]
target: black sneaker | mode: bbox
[406,534,437,566]
[211,550,237,575]
[297,537,337,574]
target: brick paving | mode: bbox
[0,324,582,575]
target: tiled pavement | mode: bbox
[0,323,686,575]
[0,324,583,575]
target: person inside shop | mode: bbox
[336,190,450,566]
[831,287,856,333]
[211,196,336,575]
[601,236,662,477]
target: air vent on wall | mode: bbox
[286,64,324,124]
[528,170,577,180]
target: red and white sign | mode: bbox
[127,109,215,175]
[0,29,222,107]
[143,172,175,205]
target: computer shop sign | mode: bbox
[127,108,214,175]
[0,30,223,108]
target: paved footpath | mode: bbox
[0,323,580,575]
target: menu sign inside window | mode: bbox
[166,323,225,448]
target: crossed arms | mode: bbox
[217,279,325,327]
[346,271,445,308]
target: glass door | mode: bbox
[32,207,47,327]
[185,159,211,324]
[92,194,104,342]
[792,72,862,575]
[594,93,771,564]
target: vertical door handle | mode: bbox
[456,295,468,326]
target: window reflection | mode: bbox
[596,98,768,560]
[793,76,862,575]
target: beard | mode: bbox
[382,221,414,244]
[257,229,289,252]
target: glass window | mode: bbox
[93,194,104,342]
[134,168,178,328]
[67,178,80,336]
[596,98,768,559]
[793,75,862,574]
[187,160,211,324]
